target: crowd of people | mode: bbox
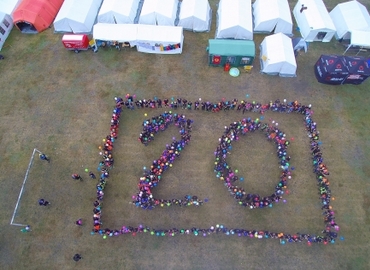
[90,96,338,244]
[135,111,204,209]
[214,119,291,209]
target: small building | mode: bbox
[207,39,255,67]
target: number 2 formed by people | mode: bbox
[133,112,202,209]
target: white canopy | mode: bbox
[138,0,178,26]
[0,0,22,16]
[260,33,297,77]
[0,11,13,50]
[54,0,103,33]
[178,0,211,32]
[330,0,370,40]
[293,0,336,42]
[350,30,370,47]
[98,0,140,24]
[215,0,253,40]
[93,23,138,44]
[253,0,292,35]
[136,24,183,54]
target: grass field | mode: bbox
[1,0,370,269]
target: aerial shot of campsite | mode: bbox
[1,0,370,269]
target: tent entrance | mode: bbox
[16,22,37,34]
[315,32,327,41]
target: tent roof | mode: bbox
[317,55,348,73]
[98,0,140,24]
[54,0,102,33]
[208,39,255,56]
[56,0,100,23]
[216,0,253,39]
[343,56,370,75]
[139,0,177,25]
[295,0,335,30]
[0,0,22,15]
[179,0,208,21]
[261,33,295,64]
[253,0,292,34]
[330,1,370,39]
[136,24,183,43]
[178,0,211,32]
[93,23,138,42]
[350,30,370,47]
[13,0,64,32]
[260,32,297,76]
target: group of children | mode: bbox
[91,96,126,233]
[135,111,203,209]
[214,118,291,209]
[90,96,338,244]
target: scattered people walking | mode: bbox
[89,172,96,179]
[73,254,82,262]
[75,219,82,226]
[72,174,83,181]
[38,198,50,206]
[39,153,50,163]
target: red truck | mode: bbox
[62,34,91,53]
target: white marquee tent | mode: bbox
[54,0,103,33]
[178,0,211,32]
[0,0,22,16]
[253,0,292,35]
[330,0,370,40]
[215,0,253,40]
[0,11,13,50]
[136,24,183,54]
[98,0,140,24]
[93,23,138,45]
[138,0,178,26]
[293,0,336,42]
[260,33,297,77]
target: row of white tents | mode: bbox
[53,0,211,34]
[215,0,294,40]
[215,0,370,46]
[1,0,370,51]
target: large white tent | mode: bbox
[0,11,13,50]
[54,0,103,33]
[253,0,292,35]
[215,0,253,40]
[0,0,22,16]
[293,0,336,42]
[93,23,138,45]
[330,0,370,40]
[260,33,297,77]
[138,0,178,26]
[136,24,183,54]
[178,0,211,32]
[98,0,140,24]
